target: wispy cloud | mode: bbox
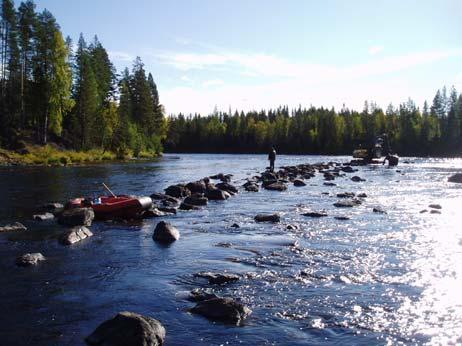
[368,45,384,55]
[181,75,193,83]
[202,79,224,87]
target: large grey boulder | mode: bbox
[164,184,191,198]
[59,226,93,245]
[153,221,180,243]
[58,208,94,226]
[85,311,166,346]
[16,253,46,267]
[0,222,27,233]
[190,297,252,324]
[206,188,231,200]
[254,214,280,222]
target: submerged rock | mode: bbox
[16,253,46,267]
[153,221,180,243]
[303,211,328,218]
[188,288,219,302]
[58,208,94,226]
[254,214,280,223]
[190,297,252,324]
[85,311,166,346]
[194,272,240,285]
[59,226,93,245]
[0,222,27,233]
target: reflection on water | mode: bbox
[0,154,461,345]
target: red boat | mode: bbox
[67,195,152,219]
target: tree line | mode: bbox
[0,0,165,156]
[165,87,462,156]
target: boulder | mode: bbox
[0,222,27,233]
[333,199,362,208]
[152,221,180,243]
[341,166,356,173]
[351,176,366,182]
[58,208,94,226]
[16,253,46,267]
[190,297,252,324]
[215,182,238,194]
[164,184,191,198]
[337,192,355,198]
[186,181,207,194]
[206,188,230,200]
[59,226,93,245]
[265,182,287,191]
[85,311,165,346]
[254,214,280,223]
[142,208,166,218]
[303,211,328,218]
[179,203,200,211]
[429,204,442,210]
[448,173,462,183]
[33,212,55,221]
[372,207,387,214]
[293,179,306,187]
[184,195,208,206]
[286,224,299,230]
[194,272,240,285]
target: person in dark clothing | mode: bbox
[268,147,276,172]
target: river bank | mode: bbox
[1,154,461,345]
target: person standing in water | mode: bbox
[268,146,276,172]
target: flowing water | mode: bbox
[0,154,461,345]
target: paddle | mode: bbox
[102,182,116,197]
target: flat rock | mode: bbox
[153,221,180,243]
[333,199,361,208]
[194,272,240,285]
[58,208,94,226]
[16,253,46,267]
[293,179,306,187]
[0,222,27,233]
[265,182,287,191]
[254,214,280,222]
[59,226,93,245]
[190,297,252,324]
[85,311,166,346]
[33,212,55,221]
[303,211,328,217]
[334,216,350,220]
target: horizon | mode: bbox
[35,0,462,115]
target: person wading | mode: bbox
[268,147,276,172]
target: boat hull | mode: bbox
[67,196,152,219]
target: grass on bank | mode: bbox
[0,144,160,166]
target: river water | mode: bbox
[0,154,461,345]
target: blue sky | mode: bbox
[36,0,462,115]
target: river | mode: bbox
[0,154,461,345]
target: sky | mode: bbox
[35,0,462,115]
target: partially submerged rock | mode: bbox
[194,272,240,285]
[254,214,280,222]
[157,207,177,215]
[153,221,180,243]
[244,183,259,192]
[351,176,366,182]
[85,311,166,346]
[334,216,350,220]
[179,202,200,211]
[190,297,252,324]
[303,211,328,218]
[373,207,387,214]
[142,208,166,218]
[264,182,287,191]
[58,208,94,226]
[184,195,208,206]
[186,180,207,194]
[215,182,238,194]
[429,204,442,210]
[0,222,27,233]
[333,199,362,208]
[16,253,46,267]
[165,184,191,198]
[40,202,64,214]
[448,173,462,183]
[188,288,219,302]
[293,179,306,187]
[59,226,93,245]
[337,192,355,198]
[206,188,230,200]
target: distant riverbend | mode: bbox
[0,154,461,345]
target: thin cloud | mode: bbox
[181,75,193,83]
[202,79,224,87]
[368,45,384,55]
[108,51,134,62]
